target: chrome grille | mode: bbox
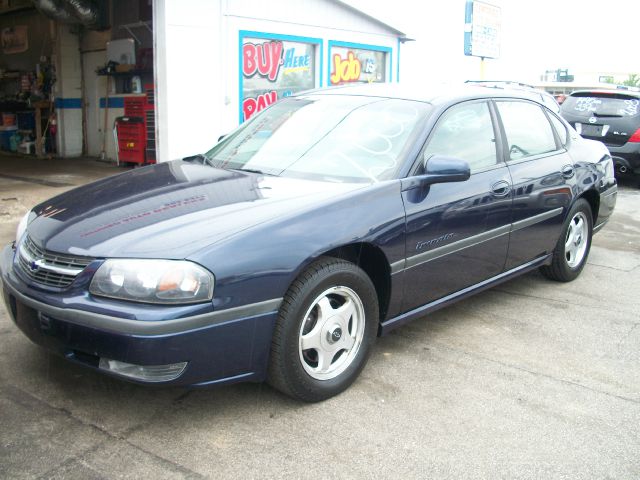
[17,235,93,288]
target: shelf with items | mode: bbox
[97,68,153,95]
[96,68,153,77]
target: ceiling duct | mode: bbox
[32,0,107,30]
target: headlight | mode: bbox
[16,211,30,243]
[90,259,214,304]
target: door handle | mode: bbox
[490,180,511,197]
[561,164,575,178]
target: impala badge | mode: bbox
[416,233,455,251]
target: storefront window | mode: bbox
[240,34,319,122]
[328,44,389,86]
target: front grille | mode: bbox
[17,235,93,288]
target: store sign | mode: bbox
[464,0,501,59]
[241,37,315,121]
[329,47,386,85]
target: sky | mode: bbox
[344,0,639,85]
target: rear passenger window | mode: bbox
[548,113,568,146]
[423,101,498,172]
[496,101,558,160]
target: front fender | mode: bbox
[189,181,407,311]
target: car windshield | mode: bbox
[204,95,430,183]
[561,92,640,117]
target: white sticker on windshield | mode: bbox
[574,97,601,112]
[622,99,639,116]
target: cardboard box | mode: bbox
[115,64,135,73]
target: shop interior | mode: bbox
[0,0,155,164]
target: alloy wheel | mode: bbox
[565,211,589,268]
[298,286,366,381]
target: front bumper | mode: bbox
[1,245,280,386]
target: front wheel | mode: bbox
[267,257,379,402]
[540,198,593,282]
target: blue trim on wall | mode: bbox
[396,38,401,83]
[238,30,324,124]
[326,40,393,85]
[99,97,125,109]
[55,97,130,109]
[54,98,82,109]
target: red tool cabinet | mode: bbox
[116,88,155,165]
[115,116,146,164]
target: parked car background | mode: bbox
[560,89,640,181]
[1,83,617,402]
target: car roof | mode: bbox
[298,82,553,108]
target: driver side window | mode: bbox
[423,101,498,173]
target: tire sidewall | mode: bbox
[559,199,593,278]
[279,261,378,400]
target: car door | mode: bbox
[493,100,577,270]
[400,100,512,312]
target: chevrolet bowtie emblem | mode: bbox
[27,257,45,272]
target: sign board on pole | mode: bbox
[464,1,501,59]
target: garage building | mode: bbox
[0,0,405,165]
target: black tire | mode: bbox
[540,198,593,282]
[267,257,379,402]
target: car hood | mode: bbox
[25,161,366,259]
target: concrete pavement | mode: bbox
[0,155,638,479]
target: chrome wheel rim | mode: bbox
[565,211,589,268]
[298,286,366,381]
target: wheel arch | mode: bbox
[577,188,600,226]
[319,243,392,323]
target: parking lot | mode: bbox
[0,156,638,479]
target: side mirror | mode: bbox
[423,155,471,183]
[401,155,471,191]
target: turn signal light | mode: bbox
[98,358,188,382]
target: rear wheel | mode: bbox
[540,198,593,282]
[267,257,378,402]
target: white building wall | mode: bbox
[154,0,401,163]
[55,24,83,157]
[154,0,224,163]
[226,0,400,37]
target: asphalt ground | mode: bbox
[0,155,638,479]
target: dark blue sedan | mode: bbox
[1,84,618,401]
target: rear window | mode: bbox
[561,92,640,117]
